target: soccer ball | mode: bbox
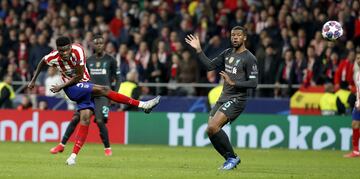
[321,21,343,41]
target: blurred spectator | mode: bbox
[38,100,48,110]
[302,46,323,87]
[334,50,356,92]
[275,49,295,98]
[319,83,345,116]
[109,8,123,43]
[168,54,181,95]
[335,82,356,114]
[17,95,33,110]
[323,51,340,84]
[28,34,52,85]
[0,75,15,109]
[290,50,307,85]
[178,50,199,96]
[120,50,144,82]
[156,40,170,67]
[118,70,140,111]
[17,60,31,82]
[135,41,150,70]
[0,53,9,80]
[146,53,167,95]
[258,45,279,97]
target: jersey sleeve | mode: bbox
[43,50,58,66]
[234,54,258,88]
[197,48,230,71]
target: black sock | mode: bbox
[97,122,110,148]
[61,114,80,145]
[209,129,236,160]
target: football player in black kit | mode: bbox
[185,26,258,170]
[50,34,120,156]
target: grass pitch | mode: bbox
[0,142,359,178]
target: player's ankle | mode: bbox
[70,153,77,158]
[138,101,145,108]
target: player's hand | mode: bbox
[219,71,235,86]
[50,84,62,93]
[185,34,202,52]
[27,80,35,89]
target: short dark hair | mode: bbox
[56,36,71,47]
[231,26,247,36]
[93,33,103,40]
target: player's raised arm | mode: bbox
[185,34,225,71]
[28,58,46,89]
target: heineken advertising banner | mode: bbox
[127,112,352,151]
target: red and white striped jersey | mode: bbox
[355,71,360,108]
[43,44,91,83]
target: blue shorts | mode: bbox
[352,108,360,121]
[63,82,95,111]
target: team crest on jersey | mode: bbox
[225,57,229,61]
[96,62,101,68]
[252,64,258,72]
[229,57,234,64]
[235,59,240,66]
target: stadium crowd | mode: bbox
[0,0,359,106]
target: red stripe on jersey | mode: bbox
[65,58,75,69]
[57,58,67,74]
[46,53,59,64]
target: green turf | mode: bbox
[0,142,359,178]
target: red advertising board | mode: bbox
[0,110,125,144]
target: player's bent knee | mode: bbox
[206,124,219,136]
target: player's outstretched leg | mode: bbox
[93,85,161,113]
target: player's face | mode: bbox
[93,38,104,54]
[57,45,71,61]
[230,29,246,48]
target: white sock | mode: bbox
[60,143,65,146]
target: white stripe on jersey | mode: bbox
[355,72,360,108]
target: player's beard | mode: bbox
[232,42,244,50]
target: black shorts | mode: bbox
[209,98,246,122]
[93,96,110,123]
